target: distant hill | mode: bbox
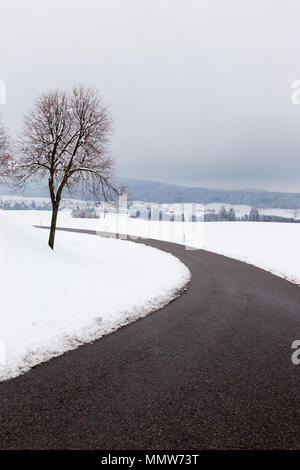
[2,178,300,209]
[118,178,300,209]
[0,183,50,198]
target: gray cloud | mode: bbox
[1,0,300,191]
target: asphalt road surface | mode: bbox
[1,227,300,449]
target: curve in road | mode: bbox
[1,228,300,449]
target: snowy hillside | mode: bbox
[0,212,190,381]
[19,209,300,287]
[2,208,300,382]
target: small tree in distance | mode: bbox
[218,206,228,221]
[249,207,260,221]
[228,207,236,221]
[17,86,120,249]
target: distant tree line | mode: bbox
[0,200,52,211]
[204,206,298,223]
[131,205,299,223]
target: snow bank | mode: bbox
[24,210,300,286]
[92,215,300,286]
[2,208,299,381]
[0,212,190,381]
[203,221,300,285]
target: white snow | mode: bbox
[2,207,300,382]
[0,211,190,381]
[22,209,300,286]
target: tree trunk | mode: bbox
[48,204,59,250]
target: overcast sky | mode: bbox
[1,0,300,191]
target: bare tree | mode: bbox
[18,86,119,249]
[0,116,12,183]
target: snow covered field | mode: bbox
[0,211,190,381]
[2,208,300,381]
[21,209,300,286]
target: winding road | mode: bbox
[1,228,300,449]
